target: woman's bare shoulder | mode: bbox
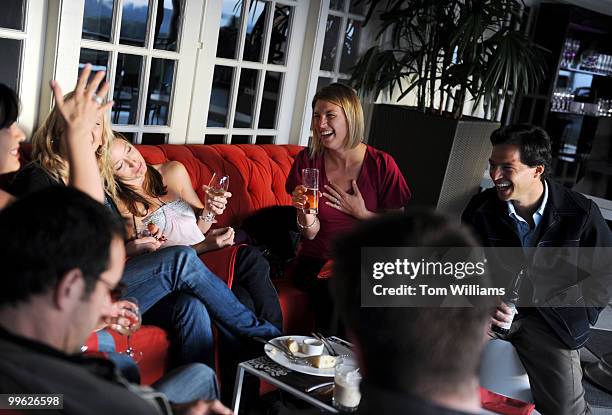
[158,161,191,191]
[158,160,187,176]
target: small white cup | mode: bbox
[301,338,324,355]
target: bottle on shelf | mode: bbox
[491,269,526,337]
[551,89,575,113]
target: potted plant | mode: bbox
[350,0,547,217]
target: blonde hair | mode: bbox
[310,83,364,156]
[32,91,117,197]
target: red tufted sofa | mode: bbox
[5,143,313,385]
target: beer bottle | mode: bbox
[491,269,525,336]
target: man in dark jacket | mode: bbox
[0,187,231,415]
[462,124,612,415]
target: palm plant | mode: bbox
[350,0,548,119]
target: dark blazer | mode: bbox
[462,180,612,349]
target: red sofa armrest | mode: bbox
[198,245,241,288]
[84,326,171,385]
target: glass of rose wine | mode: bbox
[117,297,143,363]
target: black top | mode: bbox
[9,161,122,218]
[9,161,61,197]
[0,326,163,415]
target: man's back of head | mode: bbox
[331,210,491,409]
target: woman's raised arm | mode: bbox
[50,64,114,202]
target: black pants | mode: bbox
[291,255,336,335]
[231,245,283,331]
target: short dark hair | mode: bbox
[331,210,491,396]
[490,124,552,178]
[0,83,19,129]
[0,187,125,306]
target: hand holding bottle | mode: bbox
[489,301,516,338]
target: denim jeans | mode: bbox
[152,363,219,403]
[121,246,281,368]
[143,292,215,369]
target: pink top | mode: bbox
[286,145,411,259]
[142,199,205,248]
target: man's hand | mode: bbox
[487,301,515,338]
[172,399,233,415]
[104,300,141,334]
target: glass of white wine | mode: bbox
[203,172,230,222]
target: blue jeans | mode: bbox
[152,363,219,403]
[143,292,215,369]
[121,246,281,368]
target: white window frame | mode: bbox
[291,0,368,146]
[0,1,47,137]
[49,0,204,144]
[187,0,308,145]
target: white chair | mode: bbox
[480,338,533,404]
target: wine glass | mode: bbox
[202,172,230,222]
[118,297,143,363]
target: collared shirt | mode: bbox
[506,180,548,248]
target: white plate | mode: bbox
[264,335,353,377]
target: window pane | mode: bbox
[78,48,109,82]
[207,65,234,127]
[231,135,251,144]
[267,4,292,65]
[316,77,332,92]
[217,0,242,59]
[0,0,24,30]
[256,135,275,144]
[0,38,22,92]
[82,0,114,42]
[233,68,258,128]
[349,0,365,15]
[329,0,345,11]
[242,1,268,62]
[320,15,341,71]
[145,58,175,126]
[205,134,226,144]
[142,133,167,144]
[120,0,150,47]
[115,131,136,143]
[112,54,143,125]
[258,71,282,129]
[340,19,362,73]
[154,0,182,51]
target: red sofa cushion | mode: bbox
[84,326,170,385]
[137,144,302,227]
